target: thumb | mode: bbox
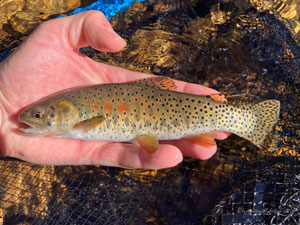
[41,10,127,52]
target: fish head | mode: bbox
[18,99,79,136]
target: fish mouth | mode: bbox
[18,116,48,136]
[18,126,48,136]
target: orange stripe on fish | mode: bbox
[118,103,128,113]
[93,104,99,110]
[104,104,113,115]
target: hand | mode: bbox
[0,11,229,169]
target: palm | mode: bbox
[0,11,228,169]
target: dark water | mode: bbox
[0,0,300,224]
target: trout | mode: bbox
[18,77,280,153]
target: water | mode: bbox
[71,0,145,19]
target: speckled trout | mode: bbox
[18,77,280,153]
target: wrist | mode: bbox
[0,66,7,157]
[0,91,5,157]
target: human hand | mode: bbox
[0,11,229,169]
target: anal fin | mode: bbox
[185,133,216,148]
[135,135,159,154]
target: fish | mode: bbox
[18,77,280,153]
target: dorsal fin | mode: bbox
[208,93,227,103]
[134,77,177,91]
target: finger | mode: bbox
[174,80,220,95]
[161,139,217,160]
[43,10,126,52]
[11,137,183,169]
[86,143,183,169]
[88,62,154,84]
[214,131,231,140]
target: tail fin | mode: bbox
[243,100,280,148]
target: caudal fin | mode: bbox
[245,100,280,148]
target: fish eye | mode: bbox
[33,112,43,119]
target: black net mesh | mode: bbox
[0,0,300,224]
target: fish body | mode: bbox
[18,77,280,153]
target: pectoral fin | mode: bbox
[135,135,159,154]
[73,116,106,131]
[185,133,216,148]
[134,77,177,91]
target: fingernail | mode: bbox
[107,27,127,46]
